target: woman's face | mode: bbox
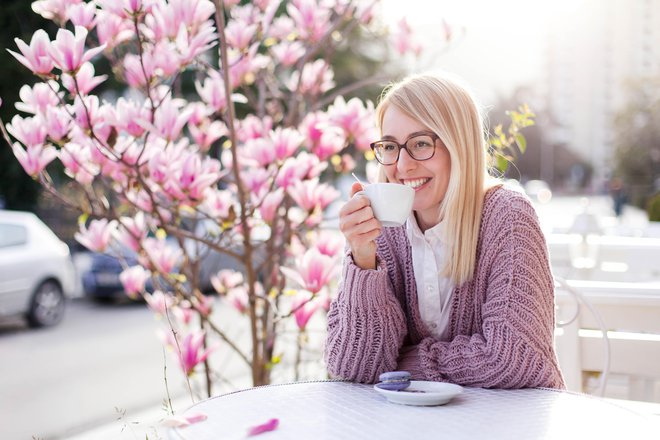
[381,106,451,230]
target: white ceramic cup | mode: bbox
[357,183,415,227]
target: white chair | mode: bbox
[554,277,660,402]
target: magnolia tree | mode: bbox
[2,0,444,398]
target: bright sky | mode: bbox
[379,0,575,103]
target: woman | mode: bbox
[324,72,565,389]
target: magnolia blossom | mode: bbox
[66,2,97,29]
[288,178,339,213]
[327,96,377,151]
[61,62,107,95]
[32,0,82,23]
[119,265,150,299]
[7,115,47,147]
[142,237,183,274]
[95,10,134,49]
[392,17,423,56]
[145,290,173,315]
[270,41,305,67]
[172,300,195,326]
[259,188,284,223]
[271,127,304,161]
[210,269,244,294]
[8,29,55,75]
[115,212,148,252]
[49,25,106,73]
[286,0,331,42]
[225,20,257,51]
[291,295,320,331]
[281,248,338,294]
[288,59,335,95]
[313,231,343,258]
[11,143,57,178]
[15,82,60,115]
[178,330,216,376]
[75,218,117,253]
[60,142,98,184]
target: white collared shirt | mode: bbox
[406,213,455,340]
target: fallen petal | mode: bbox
[162,412,208,428]
[247,418,279,436]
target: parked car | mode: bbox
[81,222,252,301]
[0,210,76,327]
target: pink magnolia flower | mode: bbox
[44,106,72,143]
[243,137,275,167]
[115,212,148,252]
[247,418,279,437]
[60,142,98,184]
[66,2,97,29]
[32,0,81,24]
[145,290,173,315]
[275,158,305,190]
[287,0,330,42]
[172,300,195,326]
[49,25,106,73]
[61,62,107,95]
[294,151,327,180]
[288,59,334,95]
[113,98,150,137]
[327,96,377,151]
[237,114,273,142]
[119,265,150,299]
[7,115,47,147]
[267,16,295,40]
[226,286,249,314]
[193,294,214,317]
[148,98,194,141]
[95,10,135,50]
[195,70,228,113]
[270,41,305,67]
[314,230,343,258]
[313,126,346,161]
[162,412,207,428]
[11,143,57,178]
[189,120,228,152]
[228,44,270,88]
[392,18,423,56]
[200,188,234,219]
[142,237,182,274]
[178,329,216,376]
[259,188,284,223]
[75,218,117,253]
[270,127,304,161]
[210,269,244,295]
[122,53,153,87]
[280,248,338,294]
[225,20,257,51]
[8,30,54,75]
[15,82,60,115]
[291,295,320,331]
[240,167,271,197]
[287,178,340,212]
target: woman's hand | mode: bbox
[338,182,381,269]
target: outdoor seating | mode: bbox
[554,277,660,403]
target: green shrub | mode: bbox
[647,193,660,222]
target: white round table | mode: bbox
[168,381,657,439]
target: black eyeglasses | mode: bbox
[370,131,439,165]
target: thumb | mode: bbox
[350,181,364,197]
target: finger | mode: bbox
[339,194,371,218]
[349,181,364,197]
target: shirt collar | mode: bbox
[406,213,446,244]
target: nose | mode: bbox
[397,147,416,174]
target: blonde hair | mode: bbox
[375,72,497,285]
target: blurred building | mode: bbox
[543,0,660,191]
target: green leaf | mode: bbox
[496,155,509,172]
[515,133,527,153]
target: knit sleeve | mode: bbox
[416,192,565,389]
[324,250,408,384]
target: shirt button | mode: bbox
[426,285,433,292]
[431,323,438,328]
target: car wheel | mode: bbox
[27,280,65,327]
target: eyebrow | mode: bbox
[380,131,434,142]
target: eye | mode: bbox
[411,137,433,149]
[380,142,398,152]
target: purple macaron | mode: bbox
[376,371,411,391]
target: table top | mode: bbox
[168,380,658,439]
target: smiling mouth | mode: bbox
[402,178,430,189]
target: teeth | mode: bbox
[403,178,429,189]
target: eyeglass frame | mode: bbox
[369,131,440,165]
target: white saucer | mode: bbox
[373,381,463,406]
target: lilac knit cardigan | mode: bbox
[324,186,566,389]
